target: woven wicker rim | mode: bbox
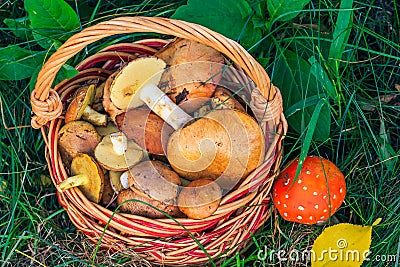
[30,16,281,129]
[30,17,288,265]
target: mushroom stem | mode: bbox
[139,84,192,130]
[57,174,88,192]
[120,171,130,189]
[109,132,127,155]
[82,106,108,126]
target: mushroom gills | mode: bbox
[57,153,104,203]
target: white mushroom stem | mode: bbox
[57,174,87,192]
[120,171,130,189]
[109,132,127,155]
[82,106,108,126]
[139,84,192,130]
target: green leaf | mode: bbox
[328,0,353,70]
[171,0,260,49]
[29,64,78,91]
[267,0,311,22]
[24,0,79,41]
[377,118,396,170]
[272,49,331,141]
[3,17,33,41]
[32,31,63,50]
[308,56,336,100]
[293,99,326,181]
[0,46,46,81]
[247,0,266,28]
[55,64,79,85]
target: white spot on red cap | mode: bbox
[283,203,287,208]
[323,195,327,199]
[320,216,325,220]
[297,179,302,184]
[298,205,305,211]
[309,216,313,220]
[277,201,281,205]
[284,179,290,186]
[284,212,288,217]
[315,204,319,209]
[297,215,303,220]
[316,174,320,178]
[333,194,337,199]
[285,194,289,199]
[340,187,343,193]
[306,170,311,175]
[313,192,318,196]
[303,186,308,191]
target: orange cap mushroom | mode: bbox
[65,84,108,126]
[272,156,346,225]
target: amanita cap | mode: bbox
[272,156,346,225]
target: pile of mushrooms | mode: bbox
[56,38,266,219]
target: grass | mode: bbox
[0,0,399,266]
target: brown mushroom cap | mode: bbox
[272,156,346,225]
[156,38,224,113]
[65,84,107,126]
[167,109,265,190]
[211,86,245,112]
[117,188,182,219]
[117,160,182,218]
[65,86,91,123]
[128,160,181,204]
[100,171,116,207]
[177,179,222,219]
[94,133,145,171]
[103,71,125,123]
[58,121,101,165]
[57,153,104,203]
[115,107,173,155]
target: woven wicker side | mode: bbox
[30,17,288,266]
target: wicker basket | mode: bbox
[30,16,287,265]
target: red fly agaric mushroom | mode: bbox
[272,156,346,225]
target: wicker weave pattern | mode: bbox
[30,17,277,129]
[29,17,288,265]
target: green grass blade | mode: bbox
[328,0,354,71]
[293,98,327,181]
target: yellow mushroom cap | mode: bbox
[57,153,104,203]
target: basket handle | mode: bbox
[30,16,275,129]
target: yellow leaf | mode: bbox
[311,218,381,267]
